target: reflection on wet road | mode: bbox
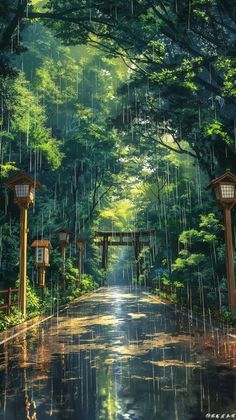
[0,287,236,419]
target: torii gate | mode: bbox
[94,230,155,280]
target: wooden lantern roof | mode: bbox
[77,238,86,243]
[56,228,72,234]
[5,171,42,191]
[206,169,236,190]
[76,238,86,249]
[31,240,53,250]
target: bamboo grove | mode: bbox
[0,0,235,326]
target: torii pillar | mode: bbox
[134,233,141,281]
[101,235,109,270]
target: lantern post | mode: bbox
[5,172,41,317]
[31,240,52,299]
[76,239,86,283]
[207,169,236,311]
[57,229,71,272]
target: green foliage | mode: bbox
[179,217,219,245]
[0,0,235,329]
[0,283,41,331]
[199,212,219,227]
[0,73,63,170]
[0,307,25,332]
[0,162,18,177]
[217,58,236,97]
[205,121,232,145]
[179,229,202,245]
[64,259,79,284]
[26,282,41,317]
[0,223,20,286]
[79,274,98,293]
[99,199,136,231]
[172,251,205,272]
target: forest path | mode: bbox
[0,286,235,419]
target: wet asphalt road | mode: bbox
[0,286,235,420]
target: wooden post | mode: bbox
[78,249,82,281]
[61,246,66,272]
[61,246,66,291]
[102,235,109,270]
[39,267,46,299]
[224,206,236,310]
[19,207,28,317]
[7,288,11,315]
[5,172,42,318]
[205,170,236,312]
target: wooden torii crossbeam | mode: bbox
[94,230,155,280]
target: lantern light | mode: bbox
[206,170,236,205]
[77,238,86,250]
[15,184,29,198]
[31,240,52,267]
[206,169,236,311]
[5,171,41,316]
[220,183,235,199]
[57,228,71,245]
[5,171,41,208]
